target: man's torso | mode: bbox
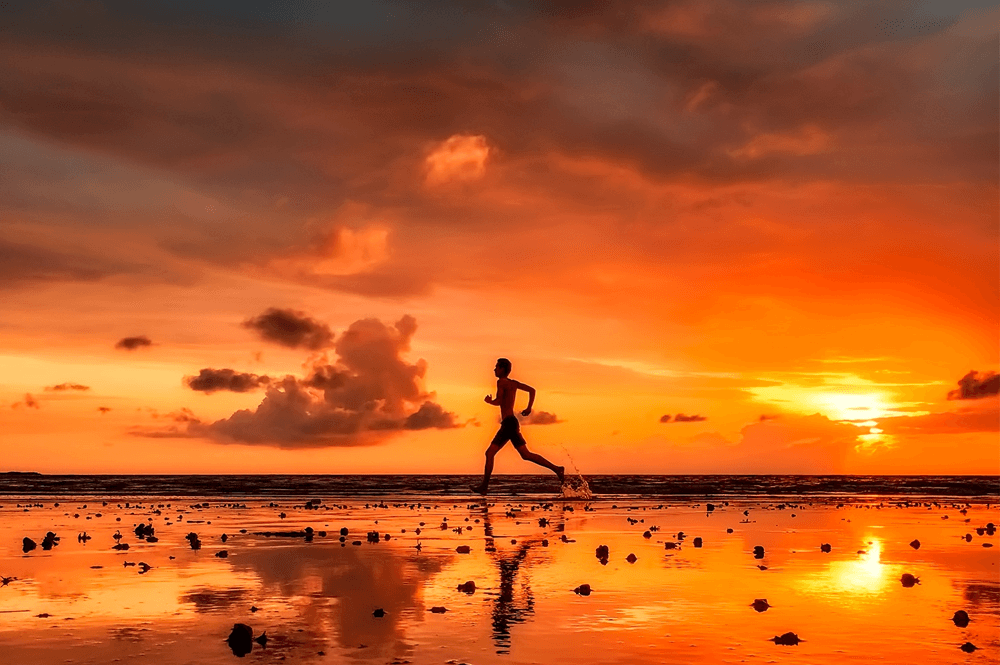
[496,377,517,419]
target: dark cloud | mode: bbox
[0,238,133,286]
[242,308,334,350]
[947,370,1000,401]
[199,315,459,447]
[759,414,779,421]
[97,406,111,414]
[184,368,271,393]
[11,393,40,409]
[659,414,672,423]
[115,335,152,350]
[44,382,90,391]
[673,413,707,422]
[0,0,993,307]
[522,410,562,425]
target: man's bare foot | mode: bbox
[471,484,488,496]
[556,466,565,483]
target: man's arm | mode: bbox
[513,381,535,415]
[484,380,502,405]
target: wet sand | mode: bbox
[1,493,997,664]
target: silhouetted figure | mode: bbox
[472,358,564,495]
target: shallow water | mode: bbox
[0,494,997,664]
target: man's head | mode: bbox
[494,357,511,378]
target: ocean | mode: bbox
[1,473,996,498]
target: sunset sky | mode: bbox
[1,0,997,475]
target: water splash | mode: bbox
[561,475,593,500]
[557,442,592,498]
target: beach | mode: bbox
[0,480,997,664]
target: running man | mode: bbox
[472,358,564,495]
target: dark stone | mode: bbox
[693,537,703,548]
[429,606,448,613]
[227,623,253,657]
[753,546,765,559]
[456,545,471,553]
[771,632,800,646]
[254,632,267,647]
[953,610,970,628]
[457,581,476,593]
[595,545,609,560]
[574,584,592,596]
[900,573,919,587]
[373,608,385,618]
[626,553,637,563]
[820,543,832,553]
[751,599,770,612]
[215,550,228,558]
[960,642,977,653]
[22,537,36,553]
[909,539,921,549]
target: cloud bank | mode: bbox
[150,313,460,447]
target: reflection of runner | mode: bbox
[472,358,564,495]
[480,505,536,655]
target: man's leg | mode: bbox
[474,443,504,494]
[517,445,565,482]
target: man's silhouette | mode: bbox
[472,358,564,495]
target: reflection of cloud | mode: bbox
[948,370,1000,400]
[230,544,443,658]
[181,586,249,613]
[963,581,1000,608]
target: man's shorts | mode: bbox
[491,415,527,449]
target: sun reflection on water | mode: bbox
[807,539,897,597]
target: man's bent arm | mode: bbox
[515,381,536,412]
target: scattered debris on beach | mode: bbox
[771,632,800,645]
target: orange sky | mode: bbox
[1,1,997,474]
